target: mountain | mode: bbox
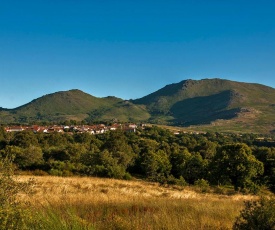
[133,78,275,133]
[0,89,150,123]
[1,78,275,133]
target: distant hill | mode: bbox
[0,89,150,123]
[1,79,275,133]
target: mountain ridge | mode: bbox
[1,78,275,133]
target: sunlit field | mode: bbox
[17,175,256,230]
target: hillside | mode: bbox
[1,78,275,133]
[0,89,150,123]
[133,78,275,133]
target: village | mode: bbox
[4,123,141,134]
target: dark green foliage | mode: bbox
[194,179,210,193]
[254,147,275,192]
[15,146,43,169]
[44,147,70,161]
[180,153,208,184]
[76,131,136,179]
[233,197,275,230]
[1,145,43,169]
[141,149,172,183]
[195,140,217,159]
[103,130,136,165]
[170,147,191,178]
[0,126,6,143]
[1,126,275,193]
[43,132,70,147]
[48,161,77,177]
[81,150,128,179]
[73,132,93,145]
[210,144,264,191]
[11,131,38,148]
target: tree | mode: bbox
[45,132,69,147]
[1,145,43,169]
[0,126,5,141]
[17,146,44,169]
[44,147,69,161]
[178,134,198,151]
[233,197,275,230]
[81,150,127,179]
[170,147,191,178]
[73,132,93,145]
[181,152,207,184]
[103,130,136,169]
[210,143,264,191]
[65,143,87,163]
[141,149,172,182]
[254,147,275,192]
[195,140,217,159]
[11,131,38,148]
[0,126,7,150]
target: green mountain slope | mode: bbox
[86,101,150,122]
[0,89,150,123]
[133,78,275,132]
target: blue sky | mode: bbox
[1,0,275,108]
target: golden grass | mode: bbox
[17,176,256,229]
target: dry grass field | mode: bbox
[15,175,257,230]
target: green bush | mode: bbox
[194,179,210,193]
[166,175,188,187]
[177,176,188,187]
[123,172,132,180]
[233,197,275,230]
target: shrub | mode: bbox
[0,155,37,229]
[233,197,275,230]
[242,180,261,195]
[194,179,210,193]
[32,169,49,176]
[177,176,188,187]
[166,175,188,187]
[123,172,132,180]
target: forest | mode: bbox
[0,125,275,194]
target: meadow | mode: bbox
[17,175,255,230]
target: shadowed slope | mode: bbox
[133,78,275,131]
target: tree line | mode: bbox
[0,126,275,193]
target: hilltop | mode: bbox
[1,78,275,133]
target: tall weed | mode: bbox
[0,156,37,229]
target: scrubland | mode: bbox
[17,175,255,230]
